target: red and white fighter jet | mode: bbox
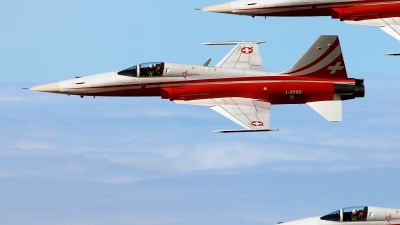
[202,0,400,44]
[30,35,365,133]
[277,206,400,225]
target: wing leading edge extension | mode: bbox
[175,98,278,133]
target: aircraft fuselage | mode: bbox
[204,0,400,21]
[278,206,400,225]
[30,36,365,131]
[32,62,364,105]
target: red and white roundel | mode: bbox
[251,121,264,127]
[241,47,253,54]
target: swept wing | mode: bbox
[202,41,265,71]
[345,17,400,41]
[175,97,278,133]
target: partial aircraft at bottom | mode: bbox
[277,206,400,225]
[30,35,365,133]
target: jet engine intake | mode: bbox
[331,4,400,21]
[161,88,171,100]
[334,79,365,100]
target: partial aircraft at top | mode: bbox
[202,0,400,46]
[30,35,364,133]
[276,206,400,225]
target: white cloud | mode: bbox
[0,170,39,179]
[273,165,315,173]
[13,140,56,150]
[0,171,17,178]
[363,152,400,161]
[364,116,400,126]
[323,164,361,172]
[111,109,213,119]
[102,176,140,184]
[188,210,211,217]
[122,216,184,225]
[28,219,103,225]
[88,142,351,173]
[371,163,393,168]
[33,130,59,138]
[67,146,108,154]
[0,96,24,102]
[49,163,93,174]
[319,138,400,149]
[0,140,58,156]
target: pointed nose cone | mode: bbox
[202,2,232,13]
[30,82,60,93]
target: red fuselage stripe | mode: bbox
[66,76,354,91]
[236,0,400,12]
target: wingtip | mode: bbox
[384,52,400,56]
[213,129,279,133]
[202,41,266,45]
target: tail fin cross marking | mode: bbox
[241,47,254,54]
[328,62,344,74]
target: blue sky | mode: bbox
[1,0,400,225]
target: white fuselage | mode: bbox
[278,207,400,225]
[203,0,400,18]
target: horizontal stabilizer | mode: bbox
[307,101,342,122]
[214,129,279,133]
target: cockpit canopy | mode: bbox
[118,62,164,77]
[320,210,340,222]
[321,206,368,222]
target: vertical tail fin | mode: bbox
[283,35,348,79]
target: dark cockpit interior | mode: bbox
[321,206,368,222]
[118,62,164,77]
[342,206,368,221]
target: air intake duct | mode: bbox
[334,79,365,100]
